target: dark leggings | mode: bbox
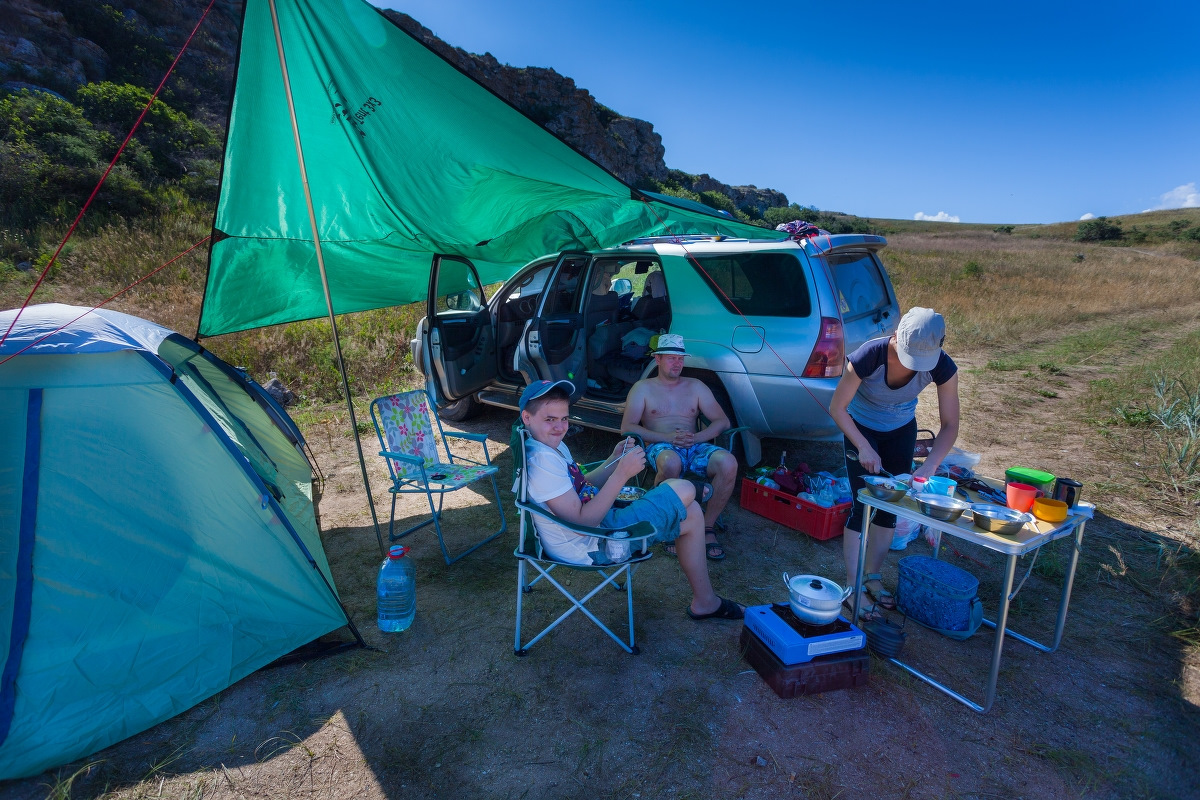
[844,417,917,530]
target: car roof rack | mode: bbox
[621,234,753,246]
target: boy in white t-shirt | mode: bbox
[519,380,743,621]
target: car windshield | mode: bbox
[689,252,812,317]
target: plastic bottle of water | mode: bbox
[377,545,415,632]
[606,529,631,563]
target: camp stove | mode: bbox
[743,604,865,665]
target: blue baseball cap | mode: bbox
[518,379,574,411]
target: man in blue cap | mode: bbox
[519,379,743,621]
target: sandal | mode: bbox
[704,527,726,561]
[865,573,897,610]
[844,596,882,623]
[687,479,714,504]
[662,542,677,557]
[687,596,745,621]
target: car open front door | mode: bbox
[426,254,497,402]
[518,252,589,401]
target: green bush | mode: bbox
[993,225,1014,235]
[1074,216,1123,242]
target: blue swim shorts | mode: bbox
[644,441,723,476]
[601,484,687,545]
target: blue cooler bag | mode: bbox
[896,555,983,640]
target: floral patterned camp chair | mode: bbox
[369,389,505,564]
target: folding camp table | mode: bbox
[852,485,1092,713]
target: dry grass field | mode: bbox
[2,212,1199,799]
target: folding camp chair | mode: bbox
[512,425,656,655]
[370,389,506,564]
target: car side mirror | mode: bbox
[612,278,632,296]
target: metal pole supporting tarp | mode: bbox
[266,0,384,554]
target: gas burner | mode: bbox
[743,604,865,665]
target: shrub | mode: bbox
[962,260,983,277]
[993,225,1014,235]
[1075,216,1123,242]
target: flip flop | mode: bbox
[687,596,745,621]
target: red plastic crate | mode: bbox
[739,478,851,540]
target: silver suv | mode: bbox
[412,233,899,464]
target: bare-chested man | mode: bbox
[619,334,738,560]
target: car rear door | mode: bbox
[518,252,589,401]
[425,254,497,401]
[827,249,898,350]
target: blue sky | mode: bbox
[383,0,1199,225]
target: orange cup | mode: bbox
[1006,481,1043,513]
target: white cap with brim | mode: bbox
[895,307,946,372]
[650,333,687,356]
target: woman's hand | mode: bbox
[855,445,883,474]
[912,461,939,480]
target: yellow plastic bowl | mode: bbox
[1032,497,1069,523]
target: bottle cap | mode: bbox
[388,545,409,559]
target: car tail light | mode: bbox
[802,317,844,378]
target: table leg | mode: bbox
[981,553,1019,713]
[852,504,874,626]
[982,518,1086,654]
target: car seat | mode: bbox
[633,271,669,331]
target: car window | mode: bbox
[828,252,890,320]
[433,260,484,314]
[689,252,811,317]
[541,256,588,315]
[507,264,552,300]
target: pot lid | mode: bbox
[786,574,845,602]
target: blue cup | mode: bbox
[925,476,957,497]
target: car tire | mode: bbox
[439,395,483,422]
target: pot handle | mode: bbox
[839,584,853,604]
[782,572,791,591]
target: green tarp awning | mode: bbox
[199,0,782,336]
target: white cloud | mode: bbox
[1143,182,1200,213]
[1079,213,1095,220]
[914,211,960,223]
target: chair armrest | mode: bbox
[380,450,423,466]
[515,499,655,542]
[444,431,488,442]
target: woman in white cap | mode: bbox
[828,307,961,620]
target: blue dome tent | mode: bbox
[0,304,358,779]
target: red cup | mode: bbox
[1006,481,1043,512]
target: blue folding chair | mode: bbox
[370,389,505,564]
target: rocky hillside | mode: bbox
[0,0,788,214]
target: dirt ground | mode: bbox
[5,318,1200,800]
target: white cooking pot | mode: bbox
[782,573,853,626]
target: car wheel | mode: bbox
[439,395,483,422]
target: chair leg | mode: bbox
[439,474,509,566]
[515,563,638,654]
[515,559,527,655]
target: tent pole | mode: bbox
[267,0,383,555]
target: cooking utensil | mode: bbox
[1032,497,1069,523]
[782,573,852,626]
[970,503,1032,536]
[1052,477,1083,508]
[863,475,909,502]
[925,476,957,497]
[912,492,970,522]
[845,450,898,479]
[1006,481,1043,512]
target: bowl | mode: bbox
[970,503,1031,536]
[912,492,970,522]
[613,486,646,507]
[863,475,909,502]
[1032,497,1069,523]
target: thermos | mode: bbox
[1052,478,1083,508]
